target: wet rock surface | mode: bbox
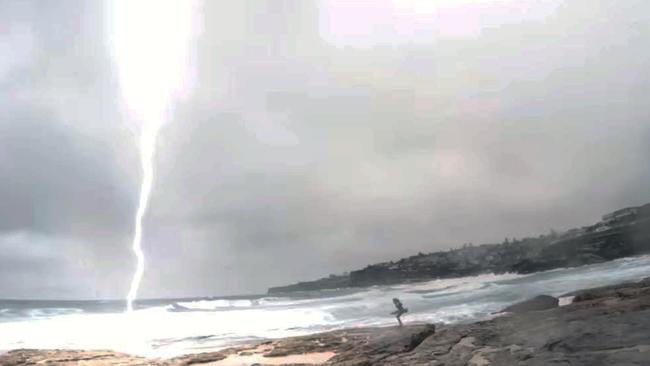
[499,294,559,313]
[2,278,650,365]
[0,349,152,365]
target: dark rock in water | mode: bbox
[501,295,559,313]
[508,259,566,274]
[564,277,650,302]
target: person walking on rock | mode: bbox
[391,298,408,326]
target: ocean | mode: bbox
[1,255,650,358]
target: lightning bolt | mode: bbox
[126,124,161,312]
[110,0,198,312]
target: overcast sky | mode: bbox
[1,0,649,299]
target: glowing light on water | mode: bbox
[2,256,650,357]
[110,0,198,312]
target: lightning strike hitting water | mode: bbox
[126,125,160,312]
[110,0,198,312]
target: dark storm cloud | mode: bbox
[141,0,650,297]
[2,0,650,299]
[0,106,132,234]
[0,0,138,299]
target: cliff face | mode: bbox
[268,203,650,293]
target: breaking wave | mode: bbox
[1,255,649,358]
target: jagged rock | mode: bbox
[565,277,650,302]
[500,295,559,313]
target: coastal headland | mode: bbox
[269,203,650,294]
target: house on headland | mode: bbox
[602,207,639,224]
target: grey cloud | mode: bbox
[0,0,137,299]
[141,0,650,296]
[2,0,650,298]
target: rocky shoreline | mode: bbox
[3,276,650,365]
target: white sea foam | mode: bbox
[176,299,256,310]
[558,296,575,306]
[1,255,649,358]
